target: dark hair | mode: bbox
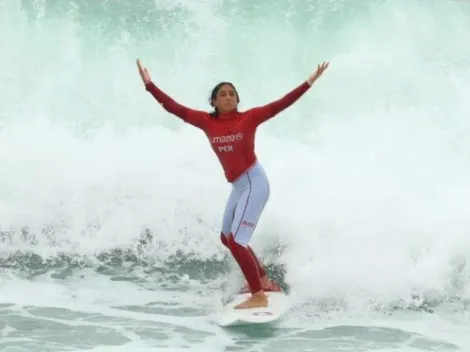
[209,82,240,118]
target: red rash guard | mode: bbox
[145,81,311,182]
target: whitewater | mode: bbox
[1,0,470,350]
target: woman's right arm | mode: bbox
[137,60,208,129]
[144,81,198,118]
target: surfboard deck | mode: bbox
[217,291,290,327]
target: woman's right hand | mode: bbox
[136,59,151,85]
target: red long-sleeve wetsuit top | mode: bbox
[145,81,311,182]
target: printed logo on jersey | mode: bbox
[209,133,244,152]
[209,133,243,144]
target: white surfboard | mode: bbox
[217,291,290,327]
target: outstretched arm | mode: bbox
[248,62,329,126]
[137,59,208,129]
[144,81,190,119]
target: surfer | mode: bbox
[136,59,329,309]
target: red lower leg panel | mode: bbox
[222,232,266,278]
[220,233,228,248]
[227,234,262,294]
[248,246,266,278]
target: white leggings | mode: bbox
[221,161,270,247]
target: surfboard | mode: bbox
[217,290,290,327]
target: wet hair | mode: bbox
[209,82,240,118]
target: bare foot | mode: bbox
[234,291,268,309]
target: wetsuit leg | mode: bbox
[225,162,270,293]
[231,163,270,247]
[219,163,268,278]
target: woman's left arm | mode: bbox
[248,62,329,126]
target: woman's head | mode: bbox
[209,82,240,117]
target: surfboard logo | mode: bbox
[252,312,273,316]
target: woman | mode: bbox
[137,59,329,309]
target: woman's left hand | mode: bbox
[307,62,329,86]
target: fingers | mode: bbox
[315,61,329,75]
[136,59,144,75]
[136,59,147,75]
[307,61,329,85]
[136,58,150,83]
[318,62,329,71]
